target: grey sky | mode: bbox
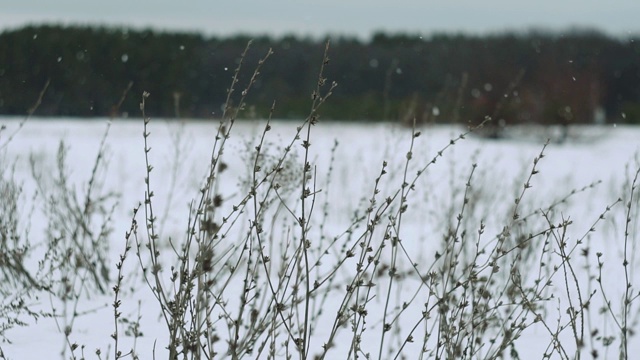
[1,0,638,38]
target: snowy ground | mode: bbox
[0,117,639,359]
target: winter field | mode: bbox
[1,117,639,359]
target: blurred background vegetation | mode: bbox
[1,25,639,125]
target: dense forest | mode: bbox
[1,25,639,125]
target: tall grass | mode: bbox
[0,41,638,360]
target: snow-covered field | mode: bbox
[1,117,639,359]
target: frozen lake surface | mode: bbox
[1,117,639,359]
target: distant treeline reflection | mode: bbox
[1,25,639,124]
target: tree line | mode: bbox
[1,25,639,124]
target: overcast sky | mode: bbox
[1,0,638,39]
